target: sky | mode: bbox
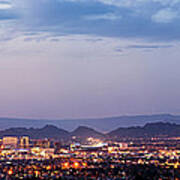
[0,0,180,119]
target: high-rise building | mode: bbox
[3,136,18,148]
[19,136,30,148]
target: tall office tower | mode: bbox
[20,136,30,148]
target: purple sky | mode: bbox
[0,0,180,119]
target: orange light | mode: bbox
[35,171,40,177]
[73,162,79,168]
[46,165,51,170]
[82,162,87,167]
[63,162,69,169]
[8,170,13,175]
[174,162,179,169]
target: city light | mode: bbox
[73,162,80,169]
[7,169,13,175]
[0,135,179,179]
[63,162,70,169]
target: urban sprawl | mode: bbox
[0,135,180,179]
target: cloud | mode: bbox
[0,0,180,42]
[152,0,180,6]
[0,4,11,9]
[95,0,180,7]
[84,13,122,20]
[0,0,18,21]
[115,48,123,52]
[152,8,179,23]
[126,44,173,49]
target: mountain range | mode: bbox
[0,122,180,139]
[0,114,180,132]
[108,122,180,138]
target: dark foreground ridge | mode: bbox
[107,122,180,138]
[0,122,180,139]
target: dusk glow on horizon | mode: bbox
[0,0,180,119]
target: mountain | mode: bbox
[0,122,180,140]
[71,126,104,139]
[0,114,180,132]
[0,125,70,139]
[0,125,103,140]
[108,122,180,138]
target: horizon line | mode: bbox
[0,113,177,121]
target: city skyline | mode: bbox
[0,0,180,119]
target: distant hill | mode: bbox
[0,122,180,140]
[0,125,70,140]
[108,122,180,138]
[0,114,180,132]
[71,126,104,139]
